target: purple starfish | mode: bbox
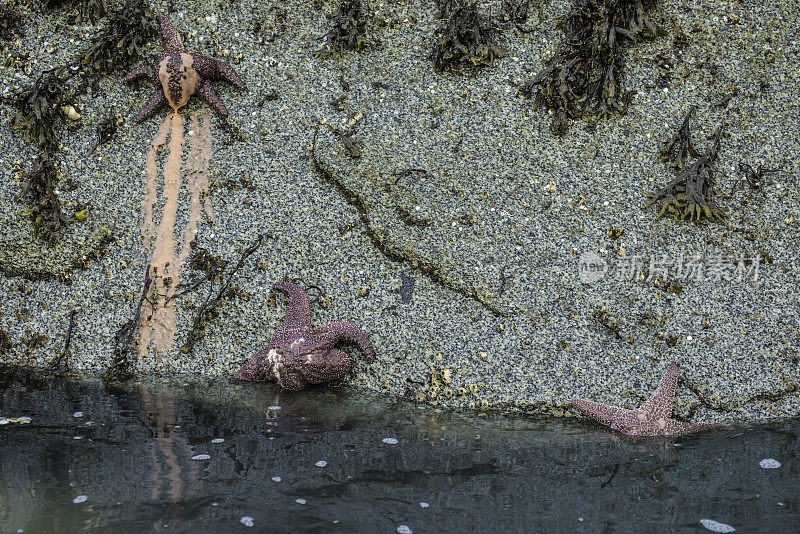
[233,281,376,390]
[571,360,726,437]
[123,15,246,123]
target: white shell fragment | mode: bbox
[61,105,80,121]
[700,519,735,533]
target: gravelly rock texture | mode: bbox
[0,0,798,422]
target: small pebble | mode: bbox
[240,516,254,527]
[271,476,282,482]
[73,412,83,418]
[73,436,82,440]
[191,454,211,461]
[700,519,736,533]
[268,406,281,411]
[397,526,412,534]
[419,502,429,508]
[211,438,224,444]
[315,460,328,467]
[759,458,781,469]
[296,499,307,505]
[73,495,88,504]
[382,437,399,445]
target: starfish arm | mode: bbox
[196,79,230,118]
[123,64,154,84]
[158,15,185,53]
[320,349,352,385]
[192,53,246,90]
[661,419,726,437]
[132,90,168,123]
[570,398,638,430]
[640,360,680,419]
[232,346,274,382]
[270,282,312,343]
[312,322,375,363]
[294,348,351,388]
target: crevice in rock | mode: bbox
[309,125,507,317]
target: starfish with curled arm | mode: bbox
[233,281,376,390]
[123,15,246,123]
[570,360,726,437]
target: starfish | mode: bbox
[123,15,246,123]
[570,360,725,437]
[233,281,376,390]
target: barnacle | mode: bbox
[80,0,157,73]
[431,0,506,76]
[520,0,661,135]
[646,123,727,223]
[316,0,370,59]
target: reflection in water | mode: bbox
[0,366,798,534]
[138,386,202,528]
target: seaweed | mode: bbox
[41,0,108,24]
[16,152,75,244]
[0,329,11,355]
[520,0,661,135]
[732,161,784,198]
[327,124,362,158]
[48,309,76,373]
[105,269,151,382]
[9,66,75,149]
[501,0,543,33]
[646,115,727,223]
[432,0,506,76]
[92,108,123,150]
[181,235,264,354]
[316,0,370,59]
[80,0,157,74]
[658,105,697,170]
[0,0,24,40]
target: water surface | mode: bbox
[0,367,797,533]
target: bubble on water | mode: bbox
[315,460,328,467]
[191,454,211,461]
[240,516,254,527]
[397,525,413,534]
[759,458,781,469]
[296,498,307,505]
[73,412,83,418]
[211,438,224,444]
[700,519,735,533]
[73,495,88,504]
[382,437,398,444]
[271,476,281,482]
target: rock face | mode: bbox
[0,0,798,421]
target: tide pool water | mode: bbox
[0,367,797,533]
